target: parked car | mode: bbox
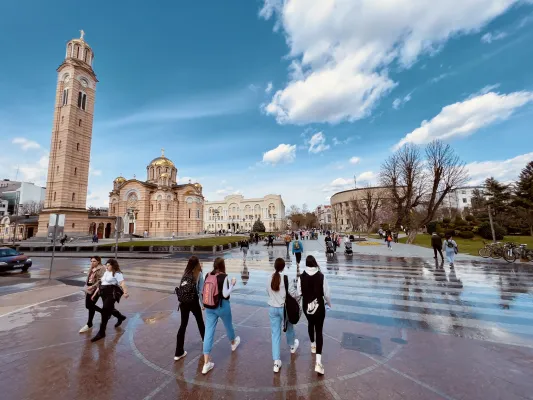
[0,247,32,272]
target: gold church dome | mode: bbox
[160,172,170,178]
[194,183,202,188]
[115,176,126,183]
[150,148,175,168]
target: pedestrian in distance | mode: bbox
[255,232,259,245]
[240,239,249,260]
[201,257,240,375]
[292,236,304,270]
[174,256,206,361]
[79,256,105,333]
[268,258,300,373]
[298,255,332,375]
[385,230,393,250]
[284,233,292,254]
[267,234,274,249]
[444,235,458,268]
[431,232,444,263]
[90,259,129,342]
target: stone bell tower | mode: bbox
[37,30,98,236]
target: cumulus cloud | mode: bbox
[332,137,353,146]
[215,186,242,197]
[265,82,273,94]
[394,91,533,149]
[466,152,533,185]
[18,154,49,186]
[481,31,508,43]
[349,157,361,165]
[392,92,413,110]
[357,171,377,183]
[12,137,40,151]
[260,0,520,125]
[262,144,297,164]
[89,167,102,176]
[308,132,330,154]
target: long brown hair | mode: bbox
[213,257,226,274]
[305,255,320,270]
[184,256,201,276]
[271,258,285,291]
[106,259,121,276]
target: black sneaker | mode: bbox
[115,315,127,328]
[91,333,105,342]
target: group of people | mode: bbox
[431,233,458,267]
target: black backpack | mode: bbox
[175,274,197,304]
[283,275,301,331]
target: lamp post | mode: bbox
[273,213,277,232]
[213,210,220,235]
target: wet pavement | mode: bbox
[1,237,532,399]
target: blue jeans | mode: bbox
[446,251,456,264]
[269,306,295,361]
[203,300,236,354]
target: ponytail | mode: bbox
[271,258,285,291]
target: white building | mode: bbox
[0,180,46,215]
[0,200,8,217]
[204,194,285,233]
[443,186,485,211]
[315,205,332,230]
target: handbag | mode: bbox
[283,275,301,332]
[113,285,124,303]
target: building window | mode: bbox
[151,204,153,211]
[167,204,169,211]
[62,89,69,106]
[56,165,59,174]
[72,193,76,201]
[150,222,153,228]
[72,223,75,228]
[462,198,467,203]
[197,210,200,219]
[158,204,161,211]
[77,92,87,110]
[77,143,80,151]
[74,167,77,176]
[76,46,80,58]
[53,192,56,201]
[158,222,160,228]
[189,209,191,218]
[61,116,64,124]
[167,222,169,228]
[79,119,82,127]
[462,190,466,194]
[59,140,62,149]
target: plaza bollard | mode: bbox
[129,246,134,252]
[212,245,217,253]
[228,243,232,249]
[149,246,153,253]
[30,247,35,252]
[44,246,49,252]
[111,246,115,253]
[76,247,81,252]
[93,246,98,252]
[190,245,194,253]
[169,246,174,253]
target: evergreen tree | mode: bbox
[514,161,533,236]
[252,219,266,232]
[484,177,512,228]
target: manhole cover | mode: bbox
[391,337,408,345]
[341,333,383,355]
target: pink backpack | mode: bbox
[202,272,221,309]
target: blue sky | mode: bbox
[1,0,533,209]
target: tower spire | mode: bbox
[80,29,85,40]
[161,148,165,157]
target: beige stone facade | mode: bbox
[37,32,98,237]
[108,151,204,237]
[204,194,285,233]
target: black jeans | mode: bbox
[304,306,325,355]
[175,300,205,357]
[85,291,102,327]
[433,246,444,260]
[295,252,302,264]
[98,286,124,336]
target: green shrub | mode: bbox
[443,217,451,224]
[478,221,506,240]
[465,215,475,222]
[426,221,439,234]
[438,232,445,238]
[458,231,474,239]
[454,216,467,226]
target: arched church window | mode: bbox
[74,167,77,176]
[59,140,61,149]
[158,204,161,211]
[77,143,80,151]
[72,193,76,201]
[62,89,69,106]
[76,46,80,58]
[158,222,160,228]
[151,204,153,211]
[82,94,86,110]
[167,204,169,211]
[53,192,56,201]
[56,165,59,174]
[189,209,191,218]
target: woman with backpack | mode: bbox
[292,237,304,269]
[444,234,458,268]
[385,229,393,250]
[267,258,300,373]
[174,256,206,361]
[90,259,129,343]
[240,239,249,260]
[298,255,332,375]
[201,257,240,375]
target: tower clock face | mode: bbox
[80,78,88,88]
[64,75,70,83]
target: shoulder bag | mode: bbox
[283,275,301,332]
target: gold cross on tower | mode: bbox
[80,30,85,40]
[161,148,165,157]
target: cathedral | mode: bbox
[107,150,204,237]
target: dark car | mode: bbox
[0,247,32,272]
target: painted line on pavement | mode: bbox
[0,290,82,318]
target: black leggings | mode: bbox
[85,291,102,327]
[433,247,444,260]
[98,287,124,335]
[295,252,302,264]
[175,299,205,357]
[304,306,326,355]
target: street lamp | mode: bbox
[213,210,220,235]
[272,213,277,232]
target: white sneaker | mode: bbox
[202,361,215,375]
[174,351,187,361]
[311,343,316,354]
[290,339,299,354]
[273,360,282,373]
[231,336,241,352]
[315,362,325,375]
[79,325,91,333]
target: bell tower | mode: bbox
[37,30,98,236]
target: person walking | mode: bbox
[90,259,129,342]
[201,257,240,375]
[292,236,304,271]
[431,233,444,263]
[174,256,206,361]
[267,234,274,249]
[241,239,249,260]
[444,235,458,268]
[385,229,393,250]
[267,258,299,373]
[284,233,291,254]
[79,256,106,333]
[255,232,259,245]
[298,255,331,375]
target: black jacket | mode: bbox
[431,235,442,248]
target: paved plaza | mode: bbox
[1,238,533,399]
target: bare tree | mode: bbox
[19,201,44,215]
[349,187,383,233]
[331,204,340,231]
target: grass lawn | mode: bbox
[101,236,247,248]
[399,234,533,256]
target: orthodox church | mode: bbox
[108,150,204,237]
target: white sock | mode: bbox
[316,354,322,364]
[311,342,315,346]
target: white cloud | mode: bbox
[349,157,361,165]
[215,186,243,197]
[481,31,507,43]
[265,82,273,94]
[260,0,520,125]
[322,177,354,193]
[262,144,297,164]
[89,167,102,176]
[357,171,377,183]
[12,137,40,151]
[395,91,533,149]
[86,185,111,208]
[430,72,452,84]
[308,132,330,154]
[332,137,353,146]
[392,92,413,110]
[178,176,196,184]
[18,154,49,186]
[475,84,501,96]
[466,152,533,184]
